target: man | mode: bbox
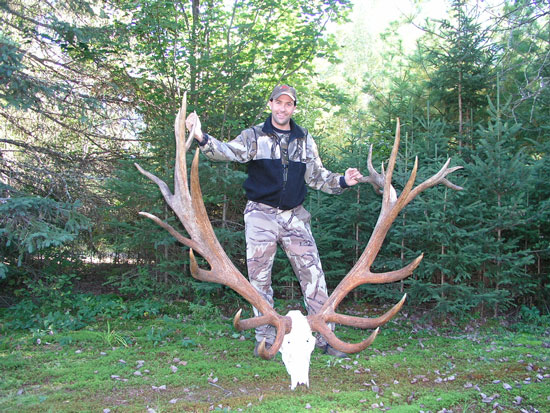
[186,85,363,357]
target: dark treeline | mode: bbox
[1,0,549,327]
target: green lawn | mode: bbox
[1,302,549,412]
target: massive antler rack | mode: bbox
[136,93,462,358]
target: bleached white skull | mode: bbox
[279,310,316,390]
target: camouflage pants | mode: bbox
[244,200,329,345]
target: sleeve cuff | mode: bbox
[198,133,209,146]
[339,175,350,189]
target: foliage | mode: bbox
[0,0,549,318]
[99,321,129,348]
[0,184,90,284]
[0,0,138,203]
[0,293,164,331]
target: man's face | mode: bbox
[268,94,296,129]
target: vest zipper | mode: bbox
[276,134,289,208]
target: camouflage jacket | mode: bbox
[199,115,348,210]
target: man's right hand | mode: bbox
[185,112,203,143]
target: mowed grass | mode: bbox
[1,303,549,412]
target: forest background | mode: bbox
[1,0,549,332]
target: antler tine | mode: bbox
[407,159,464,203]
[361,144,384,194]
[382,119,402,205]
[231,309,291,359]
[358,135,398,202]
[174,92,189,197]
[308,118,462,354]
[135,94,292,360]
[313,321,380,354]
[314,294,408,329]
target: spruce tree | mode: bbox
[461,104,534,316]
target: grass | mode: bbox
[1,302,549,412]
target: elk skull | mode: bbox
[279,310,316,389]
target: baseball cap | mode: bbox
[270,85,297,102]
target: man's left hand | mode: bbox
[344,168,363,186]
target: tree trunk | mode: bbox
[190,0,200,97]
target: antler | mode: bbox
[308,119,463,354]
[134,94,291,359]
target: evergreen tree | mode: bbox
[524,140,550,309]
[495,0,550,145]
[461,103,534,315]
[412,0,496,147]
